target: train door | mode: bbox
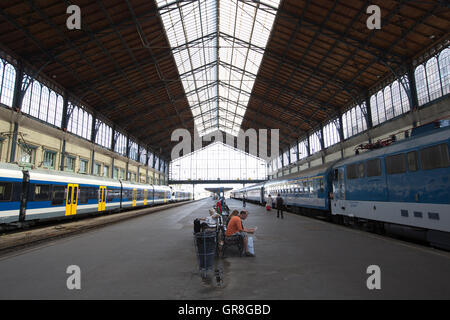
[332,168,345,200]
[132,188,137,207]
[164,191,167,203]
[144,189,148,205]
[65,183,79,216]
[98,186,106,211]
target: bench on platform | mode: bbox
[222,234,244,257]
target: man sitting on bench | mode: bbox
[225,210,255,257]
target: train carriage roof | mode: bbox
[334,124,450,167]
[28,167,122,187]
[265,162,336,186]
[0,163,24,179]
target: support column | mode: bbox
[125,136,130,180]
[337,115,344,159]
[111,157,115,179]
[305,134,311,158]
[9,122,19,163]
[319,126,325,165]
[60,91,69,171]
[363,93,373,144]
[90,113,97,175]
[90,150,95,175]
[407,65,420,127]
[9,61,24,163]
[364,92,373,130]
[111,125,117,178]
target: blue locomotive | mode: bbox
[0,164,192,227]
[231,120,450,248]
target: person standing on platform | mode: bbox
[266,194,272,211]
[242,193,246,208]
[276,193,284,219]
[216,198,222,215]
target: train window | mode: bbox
[52,185,65,205]
[386,154,406,174]
[78,187,89,204]
[358,163,365,178]
[0,182,13,201]
[34,184,51,201]
[85,187,96,200]
[420,144,450,170]
[106,189,113,202]
[319,179,324,192]
[366,159,382,177]
[407,151,418,172]
[346,164,358,179]
[73,186,78,203]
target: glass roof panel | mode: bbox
[157,0,280,136]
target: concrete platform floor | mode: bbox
[0,198,449,299]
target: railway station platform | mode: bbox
[0,198,449,299]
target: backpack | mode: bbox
[193,218,202,233]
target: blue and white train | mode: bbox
[0,164,192,228]
[231,120,450,249]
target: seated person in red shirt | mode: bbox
[225,210,255,257]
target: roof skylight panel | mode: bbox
[216,0,280,133]
[157,0,279,137]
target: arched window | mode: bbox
[376,90,385,124]
[39,86,49,122]
[0,62,16,107]
[55,95,63,127]
[323,119,340,148]
[48,91,57,125]
[439,48,450,96]
[86,113,92,139]
[356,103,367,132]
[30,81,41,118]
[77,109,84,137]
[342,111,349,139]
[21,80,32,114]
[370,94,378,126]
[426,57,442,101]
[384,86,393,120]
[95,121,112,148]
[399,76,410,112]
[0,61,3,98]
[415,64,429,106]
[147,151,154,168]
[68,104,77,133]
[391,81,402,117]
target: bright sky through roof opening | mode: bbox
[156,0,281,137]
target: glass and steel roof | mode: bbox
[156,0,280,136]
